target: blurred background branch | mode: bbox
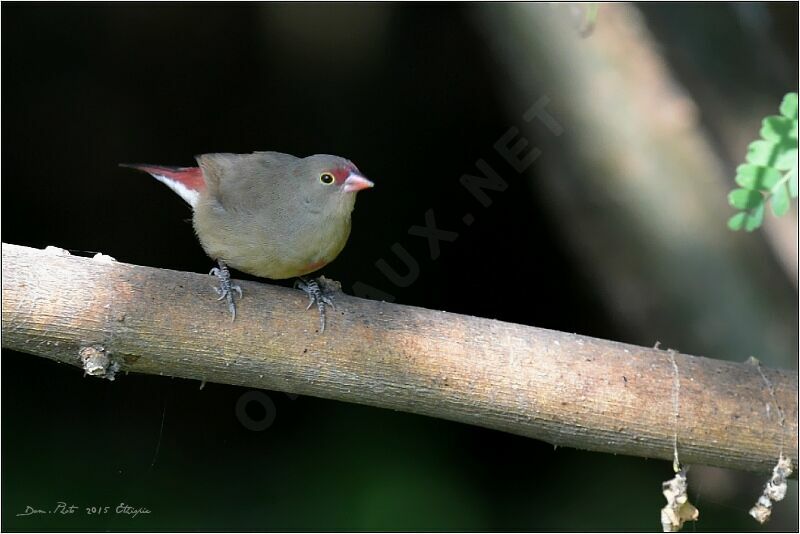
[474,3,797,368]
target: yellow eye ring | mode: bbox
[320,173,335,185]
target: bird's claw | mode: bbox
[295,276,339,333]
[211,261,241,321]
[303,291,334,312]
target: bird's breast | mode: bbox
[193,201,351,280]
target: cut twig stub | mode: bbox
[79,345,120,381]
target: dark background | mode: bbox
[2,2,797,531]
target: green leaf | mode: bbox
[779,92,798,119]
[745,202,765,231]
[735,164,781,190]
[727,212,747,231]
[774,146,798,171]
[760,116,794,141]
[745,139,778,166]
[728,188,763,210]
[771,183,790,216]
[728,203,767,232]
[728,92,797,232]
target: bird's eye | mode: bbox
[320,173,335,185]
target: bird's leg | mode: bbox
[210,259,242,321]
[294,275,341,333]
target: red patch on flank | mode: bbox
[129,165,205,192]
[303,259,329,273]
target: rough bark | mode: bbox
[2,243,796,476]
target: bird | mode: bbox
[121,151,374,331]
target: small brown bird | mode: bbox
[122,151,374,331]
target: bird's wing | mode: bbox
[196,151,299,212]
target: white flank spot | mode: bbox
[153,174,199,208]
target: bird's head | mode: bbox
[299,154,374,217]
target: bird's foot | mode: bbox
[295,276,341,333]
[210,260,242,321]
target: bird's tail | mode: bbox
[120,163,205,208]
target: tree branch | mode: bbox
[2,243,796,476]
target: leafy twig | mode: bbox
[728,92,798,231]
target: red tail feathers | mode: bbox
[120,164,205,207]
